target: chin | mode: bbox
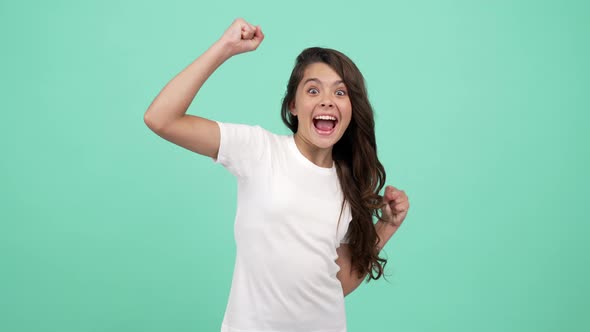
[311,133,344,149]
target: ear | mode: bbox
[289,101,297,116]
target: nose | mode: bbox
[320,100,334,108]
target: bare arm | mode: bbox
[336,220,400,296]
[143,18,264,158]
[336,186,410,296]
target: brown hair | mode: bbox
[281,47,388,281]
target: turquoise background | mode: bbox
[1,0,588,331]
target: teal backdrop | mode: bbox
[1,0,588,331]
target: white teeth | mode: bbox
[314,115,337,121]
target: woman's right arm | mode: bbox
[143,18,264,159]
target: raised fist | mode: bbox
[219,18,264,56]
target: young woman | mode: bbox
[144,18,410,332]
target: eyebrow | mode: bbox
[303,78,345,86]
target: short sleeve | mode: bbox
[214,121,270,178]
[340,229,351,244]
[338,200,353,244]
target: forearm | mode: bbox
[374,219,400,251]
[338,220,400,296]
[144,40,233,129]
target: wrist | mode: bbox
[374,219,399,251]
[377,218,398,228]
[210,39,235,62]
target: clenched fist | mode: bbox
[218,18,264,56]
[381,185,410,227]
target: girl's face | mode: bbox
[289,62,352,151]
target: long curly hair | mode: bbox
[280,47,388,280]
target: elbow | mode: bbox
[338,270,366,297]
[342,277,364,297]
[144,110,163,133]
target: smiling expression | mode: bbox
[289,62,352,151]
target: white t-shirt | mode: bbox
[214,121,352,332]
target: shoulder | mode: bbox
[217,121,279,138]
[218,121,292,146]
[215,121,292,166]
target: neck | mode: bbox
[293,133,334,168]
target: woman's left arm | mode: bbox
[336,185,410,296]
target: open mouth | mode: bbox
[312,115,338,135]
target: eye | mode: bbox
[307,88,319,95]
[335,89,347,96]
